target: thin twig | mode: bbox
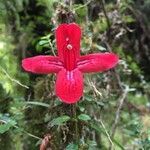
[109,86,128,150]
[111,88,128,137]
[87,78,102,97]
[74,0,93,11]
[14,125,42,140]
[100,118,115,149]
[100,2,128,149]
[116,0,121,7]
[0,120,41,140]
[23,130,42,140]
[0,66,29,89]
[100,0,111,29]
[49,39,56,56]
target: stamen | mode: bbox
[66,38,69,41]
[67,44,72,50]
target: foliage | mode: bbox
[0,0,150,149]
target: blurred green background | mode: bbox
[0,0,150,149]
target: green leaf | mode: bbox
[50,115,70,127]
[0,116,17,134]
[84,95,93,102]
[25,101,50,108]
[0,123,11,134]
[74,4,87,23]
[78,105,85,112]
[122,15,135,23]
[66,143,78,150]
[78,114,91,121]
[87,140,97,150]
[40,34,52,40]
[38,40,49,46]
[95,44,106,51]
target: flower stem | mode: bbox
[72,104,79,145]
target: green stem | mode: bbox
[72,104,79,145]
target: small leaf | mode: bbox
[50,115,70,127]
[87,140,97,150]
[38,40,49,46]
[122,15,135,23]
[84,95,93,102]
[95,44,106,51]
[0,117,17,134]
[78,114,91,121]
[0,124,11,134]
[66,143,78,150]
[78,105,85,112]
[25,101,50,108]
[41,34,52,40]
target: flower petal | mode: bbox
[55,23,81,60]
[55,68,83,104]
[77,53,119,73]
[22,56,63,74]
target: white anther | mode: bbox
[67,44,72,50]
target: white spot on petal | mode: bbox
[67,44,72,50]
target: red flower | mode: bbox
[22,23,118,104]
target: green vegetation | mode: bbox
[0,0,150,149]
